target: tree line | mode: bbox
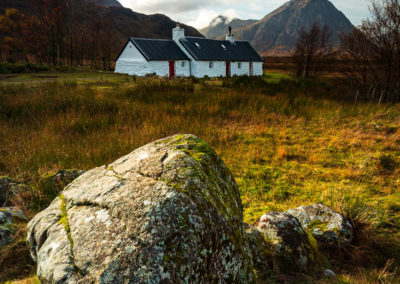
[293,0,400,103]
[0,0,118,70]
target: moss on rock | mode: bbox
[27,134,255,283]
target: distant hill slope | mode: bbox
[227,0,353,56]
[0,0,202,47]
[89,0,122,7]
[200,15,257,38]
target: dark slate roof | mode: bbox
[130,38,190,61]
[179,37,264,62]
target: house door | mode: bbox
[226,62,230,77]
[249,62,253,76]
[169,61,175,77]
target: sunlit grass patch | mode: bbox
[0,73,399,282]
[264,72,293,83]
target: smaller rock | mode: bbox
[324,269,336,278]
[254,212,310,272]
[0,207,27,247]
[39,169,85,198]
[286,203,353,246]
[244,223,274,278]
[0,177,29,207]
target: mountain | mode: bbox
[200,15,257,38]
[88,0,122,7]
[0,0,203,48]
[235,0,354,56]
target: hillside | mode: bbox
[0,0,202,51]
[89,0,122,7]
[200,15,257,38]
[223,0,353,56]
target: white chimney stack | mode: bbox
[173,23,185,41]
[226,26,235,43]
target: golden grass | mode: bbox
[0,74,399,282]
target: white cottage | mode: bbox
[115,25,264,78]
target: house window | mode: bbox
[209,62,214,69]
[181,61,185,67]
[238,63,242,69]
[195,42,200,48]
[221,44,227,50]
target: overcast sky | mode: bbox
[118,0,371,29]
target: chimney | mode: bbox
[173,23,185,41]
[226,26,235,43]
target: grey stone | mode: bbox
[39,170,85,196]
[245,223,274,279]
[27,134,255,283]
[0,177,28,207]
[254,212,311,272]
[286,203,353,246]
[0,207,27,247]
[324,269,336,278]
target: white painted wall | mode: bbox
[192,61,263,78]
[192,61,226,78]
[231,62,250,76]
[115,41,190,77]
[115,39,263,78]
[253,62,264,76]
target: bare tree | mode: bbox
[341,0,400,102]
[340,29,373,96]
[292,22,335,78]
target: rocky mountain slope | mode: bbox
[200,15,257,38]
[236,0,354,55]
[88,0,122,7]
[0,0,202,45]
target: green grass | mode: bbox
[0,71,129,85]
[264,72,292,83]
[0,72,399,282]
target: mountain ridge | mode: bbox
[207,0,353,56]
[237,0,354,55]
[0,0,203,57]
[200,15,257,38]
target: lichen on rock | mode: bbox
[286,203,353,246]
[0,177,29,207]
[0,207,27,247]
[38,169,85,200]
[253,212,311,272]
[245,223,275,280]
[27,134,255,283]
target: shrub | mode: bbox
[0,63,50,74]
[379,155,397,172]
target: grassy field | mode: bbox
[0,71,399,283]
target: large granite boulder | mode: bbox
[0,177,28,207]
[0,207,27,247]
[27,135,255,283]
[286,203,353,246]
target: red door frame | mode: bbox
[249,62,253,76]
[169,61,175,77]
[226,62,230,77]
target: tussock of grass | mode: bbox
[0,74,399,282]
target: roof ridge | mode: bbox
[131,38,174,42]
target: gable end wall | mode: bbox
[115,41,190,77]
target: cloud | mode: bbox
[118,0,370,28]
